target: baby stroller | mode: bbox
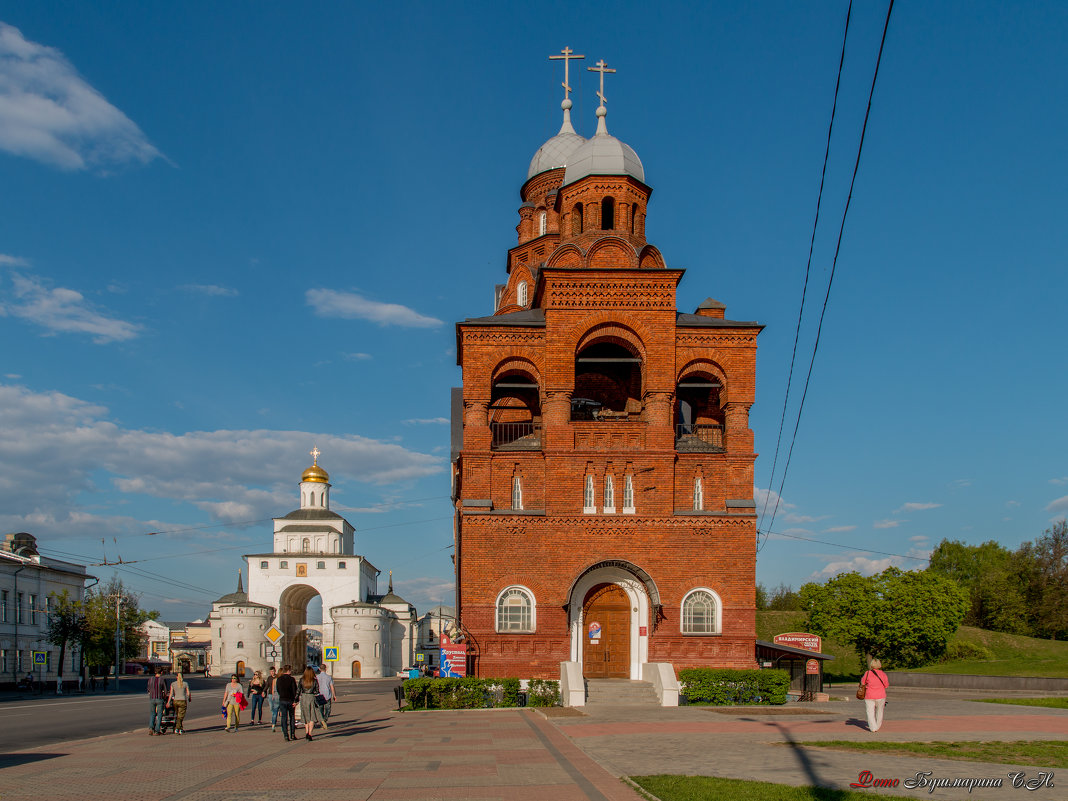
[158,702,178,734]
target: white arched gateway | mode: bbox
[209,452,416,678]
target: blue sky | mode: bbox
[1,2,1065,622]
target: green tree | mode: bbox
[800,567,968,669]
[81,579,154,671]
[1018,521,1068,640]
[928,538,1029,633]
[45,590,87,689]
[755,583,769,610]
[767,583,803,611]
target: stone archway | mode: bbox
[278,584,324,668]
[567,560,653,680]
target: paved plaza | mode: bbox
[0,684,1064,800]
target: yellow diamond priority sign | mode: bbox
[264,625,284,645]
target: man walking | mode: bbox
[275,664,298,742]
[265,665,281,732]
[316,664,337,723]
[147,667,168,736]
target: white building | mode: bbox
[415,605,457,674]
[0,532,92,689]
[137,618,172,664]
[209,453,416,678]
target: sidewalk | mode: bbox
[0,686,1064,800]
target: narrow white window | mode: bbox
[583,475,596,513]
[623,474,635,513]
[603,475,615,513]
[517,281,528,307]
[512,476,523,510]
[538,210,547,236]
[693,476,704,511]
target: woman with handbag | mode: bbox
[858,658,889,732]
[297,667,325,741]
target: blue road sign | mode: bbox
[32,651,47,665]
[323,647,339,662]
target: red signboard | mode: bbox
[806,659,819,675]
[639,626,648,636]
[439,633,467,678]
[773,632,822,653]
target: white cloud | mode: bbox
[1046,495,1068,515]
[1050,477,1068,486]
[180,284,238,297]
[1,271,141,342]
[782,513,829,524]
[898,502,941,512]
[306,289,442,328]
[343,352,372,361]
[814,555,899,578]
[909,535,928,543]
[0,253,29,266]
[949,479,972,488]
[873,519,902,529]
[0,22,162,170]
[1006,500,1021,508]
[402,417,449,426]
[0,383,445,535]
[394,576,456,609]
[754,487,794,515]
[824,525,857,533]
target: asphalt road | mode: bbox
[0,676,400,751]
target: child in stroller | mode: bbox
[158,702,178,734]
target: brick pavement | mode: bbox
[1,687,1064,800]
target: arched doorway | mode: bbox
[279,584,324,668]
[582,584,630,678]
[352,660,361,678]
[235,660,246,677]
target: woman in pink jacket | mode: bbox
[860,658,889,732]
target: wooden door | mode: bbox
[352,660,361,678]
[235,660,245,677]
[582,584,630,678]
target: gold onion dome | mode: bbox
[302,447,330,483]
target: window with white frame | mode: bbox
[302,538,310,553]
[681,588,721,634]
[511,476,523,510]
[693,476,704,511]
[538,210,547,236]
[603,474,615,513]
[623,474,635,513]
[260,560,269,569]
[495,586,535,632]
[517,280,528,307]
[583,474,596,513]
[29,594,37,624]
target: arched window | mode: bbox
[583,474,596,513]
[496,586,535,632]
[512,476,523,510]
[352,642,359,649]
[603,474,615,513]
[517,280,528,307]
[374,643,380,658]
[302,538,310,553]
[571,203,583,234]
[601,196,615,230]
[623,474,635,513]
[236,641,244,648]
[333,540,339,553]
[693,477,704,511]
[538,210,547,236]
[681,589,721,634]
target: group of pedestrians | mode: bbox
[148,663,336,740]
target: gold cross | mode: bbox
[588,59,616,107]
[549,46,585,100]
[310,446,320,464]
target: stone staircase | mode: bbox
[584,678,660,706]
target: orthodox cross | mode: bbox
[310,446,321,464]
[588,59,616,107]
[549,46,584,100]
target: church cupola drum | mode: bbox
[452,51,763,683]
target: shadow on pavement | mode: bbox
[763,720,856,801]
[0,752,67,768]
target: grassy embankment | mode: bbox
[629,775,915,801]
[757,611,1068,681]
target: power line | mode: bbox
[759,526,928,564]
[761,0,896,550]
[760,0,853,533]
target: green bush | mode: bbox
[678,668,789,705]
[402,676,560,709]
[940,640,995,662]
[527,679,561,707]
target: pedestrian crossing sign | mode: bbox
[324,647,339,662]
[32,651,47,665]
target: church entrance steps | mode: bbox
[584,678,660,706]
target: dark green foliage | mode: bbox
[939,640,995,662]
[402,677,560,709]
[801,567,968,669]
[678,668,789,705]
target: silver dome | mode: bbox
[562,106,644,186]
[528,101,586,180]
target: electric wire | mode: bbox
[759,0,853,533]
[761,0,896,550]
[761,527,928,564]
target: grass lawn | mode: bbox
[974,697,1068,710]
[796,740,1068,767]
[757,614,1068,680]
[629,775,913,801]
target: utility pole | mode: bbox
[113,594,122,692]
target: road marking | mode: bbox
[2,695,144,711]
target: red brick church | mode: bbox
[452,51,762,681]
